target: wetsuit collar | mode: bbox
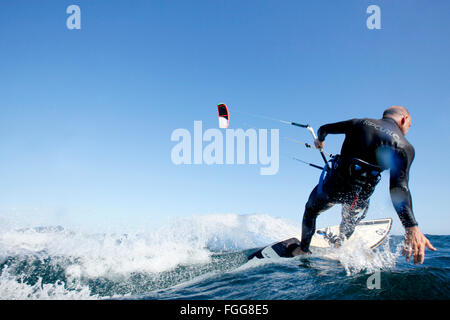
[382,116,402,130]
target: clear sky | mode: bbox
[0,1,449,234]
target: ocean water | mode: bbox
[0,214,448,300]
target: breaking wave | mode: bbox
[1,213,444,300]
[0,213,297,299]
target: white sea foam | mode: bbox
[321,232,401,275]
[0,213,402,299]
[0,213,298,299]
[0,266,96,300]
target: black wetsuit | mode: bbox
[299,117,417,252]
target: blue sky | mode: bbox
[0,1,449,234]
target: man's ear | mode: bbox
[401,117,407,126]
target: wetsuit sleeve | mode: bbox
[389,145,418,228]
[317,119,359,141]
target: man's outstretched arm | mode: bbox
[390,147,436,264]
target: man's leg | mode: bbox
[339,196,370,241]
[299,185,335,253]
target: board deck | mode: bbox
[248,218,392,260]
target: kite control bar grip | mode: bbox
[307,126,330,170]
[290,122,319,141]
[291,122,330,170]
[306,126,318,140]
[290,122,309,129]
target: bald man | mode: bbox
[291,106,435,264]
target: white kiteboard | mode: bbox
[247,218,392,260]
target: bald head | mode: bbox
[383,106,410,119]
[382,106,411,135]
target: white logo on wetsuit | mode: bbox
[362,120,400,142]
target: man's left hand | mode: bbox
[403,226,436,264]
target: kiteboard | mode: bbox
[247,218,392,260]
